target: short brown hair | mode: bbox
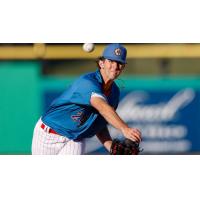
[96,56,105,68]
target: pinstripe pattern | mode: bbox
[31,119,85,155]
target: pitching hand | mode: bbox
[121,127,142,143]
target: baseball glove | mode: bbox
[110,138,142,155]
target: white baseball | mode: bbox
[83,43,95,52]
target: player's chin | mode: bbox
[110,73,120,80]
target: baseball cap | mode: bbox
[102,43,127,64]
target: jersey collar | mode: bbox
[95,70,104,84]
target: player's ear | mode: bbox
[99,60,104,69]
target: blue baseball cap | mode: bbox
[102,43,127,64]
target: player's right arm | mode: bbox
[96,127,112,152]
[90,96,142,143]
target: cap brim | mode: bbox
[104,56,127,64]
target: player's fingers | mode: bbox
[129,135,140,143]
[135,128,142,136]
[131,130,142,142]
[133,128,142,136]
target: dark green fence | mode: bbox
[0,61,41,154]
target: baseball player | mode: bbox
[32,43,142,155]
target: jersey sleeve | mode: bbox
[91,92,107,101]
[70,77,107,106]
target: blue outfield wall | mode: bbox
[42,76,200,155]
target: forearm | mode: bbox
[98,103,128,132]
[91,97,142,143]
[96,127,112,152]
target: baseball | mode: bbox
[83,43,95,53]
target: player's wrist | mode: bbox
[120,125,129,135]
[104,140,112,152]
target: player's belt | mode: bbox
[40,123,60,136]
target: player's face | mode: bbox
[103,59,126,80]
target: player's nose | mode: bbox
[111,62,121,71]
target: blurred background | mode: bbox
[0,43,200,155]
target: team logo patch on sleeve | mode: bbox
[114,48,121,56]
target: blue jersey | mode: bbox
[42,70,120,140]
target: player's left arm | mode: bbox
[96,127,112,152]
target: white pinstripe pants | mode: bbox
[31,119,85,155]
